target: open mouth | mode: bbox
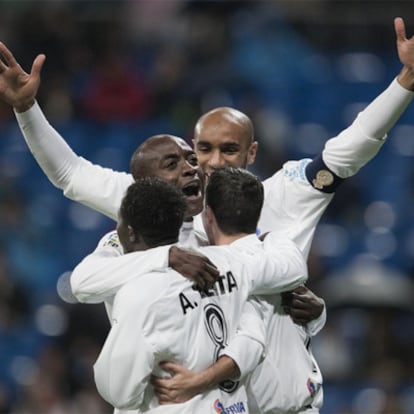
[182,180,201,197]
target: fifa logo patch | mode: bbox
[307,378,321,398]
[213,398,246,413]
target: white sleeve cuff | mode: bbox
[220,335,264,380]
[306,301,327,336]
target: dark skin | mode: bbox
[128,134,219,291]
[0,40,322,319]
[2,16,414,406]
[151,17,414,406]
[130,135,203,221]
[0,37,323,394]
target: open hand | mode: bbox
[0,42,45,112]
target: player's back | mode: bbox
[95,233,306,412]
[108,254,253,413]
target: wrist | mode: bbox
[14,99,36,113]
[397,66,414,91]
[197,370,216,392]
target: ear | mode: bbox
[202,205,218,245]
[247,141,258,166]
[202,205,214,226]
[127,225,136,243]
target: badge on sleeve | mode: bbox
[312,169,334,190]
[305,155,344,193]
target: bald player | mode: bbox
[1,16,414,412]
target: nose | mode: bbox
[183,160,199,176]
[208,150,225,169]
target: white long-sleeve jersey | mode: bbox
[15,77,414,413]
[81,233,307,413]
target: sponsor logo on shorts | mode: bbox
[213,398,246,413]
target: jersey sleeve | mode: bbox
[93,312,154,410]
[15,101,134,221]
[259,78,414,259]
[305,299,327,337]
[260,162,334,259]
[322,77,414,179]
[70,234,171,303]
[247,234,308,295]
[220,298,266,379]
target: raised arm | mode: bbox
[0,42,133,220]
[318,17,414,181]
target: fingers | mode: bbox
[201,262,220,287]
[159,361,180,374]
[290,285,307,294]
[394,17,406,43]
[0,42,17,67]
[151,375,169,387]
[31,54,46,77]
[193,262,219,291]
[150,375,179,404]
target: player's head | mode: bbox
[193,107,258,177]
[117,177,186,253]
[202,167,264,245]
[129,134,203,220]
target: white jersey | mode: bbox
[76,234,307,412]
[15,78,414,413]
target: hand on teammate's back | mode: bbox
[169,246,220,291]
[281,285,324,326]
[151,362,204,405]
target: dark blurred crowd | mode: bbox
[1,1,414,413]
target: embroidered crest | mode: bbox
[312,169,334,189]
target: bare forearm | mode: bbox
[199,356,241,390]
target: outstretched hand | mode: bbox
[0,42,45,112]
[394,17,414,90]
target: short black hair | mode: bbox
[206,167,263,235]
[120,177,186,247]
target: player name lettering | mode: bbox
[179,271,238,315]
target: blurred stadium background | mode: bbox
[0,1,414,413]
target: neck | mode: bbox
[214,232,248,246]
